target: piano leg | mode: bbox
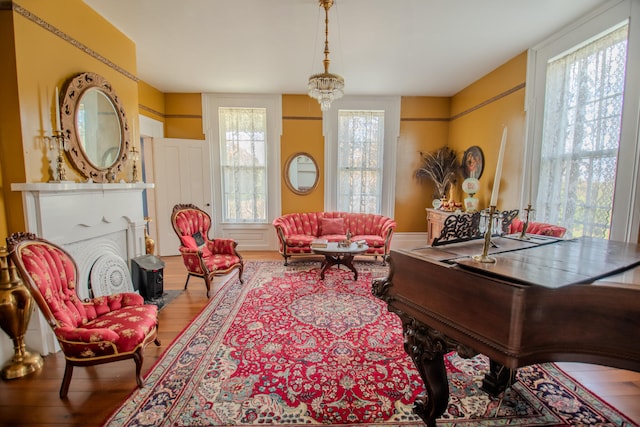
[402,319,454,427]
[481,359,516,396]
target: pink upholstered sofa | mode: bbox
[272,212,396,265]
[508,218,567,237]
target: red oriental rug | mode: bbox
[104,261,637,426]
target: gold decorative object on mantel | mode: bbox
[130,146,140,183]
[46,87,69,182]
[0,247,43,380]
[144,217,156,255]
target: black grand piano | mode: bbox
[372,235,640,427]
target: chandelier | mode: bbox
[308,0,344,111]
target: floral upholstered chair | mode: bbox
[171,204,244,297]
[6,232,160,398]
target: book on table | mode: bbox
[311,239,329,248]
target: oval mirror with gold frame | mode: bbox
[60,72,130,182]
[284,152,319,195]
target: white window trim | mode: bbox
[524,0,640,242]
[202,93,282,250]
[322,95,401,217]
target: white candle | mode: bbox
[54,87,61,131]
[490,126,508,207]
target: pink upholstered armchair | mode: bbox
[6,232,160,398]
[171,204,244,297]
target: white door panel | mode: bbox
[153,138,212,256]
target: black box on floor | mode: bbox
[131,254,165,301]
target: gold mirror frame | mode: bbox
[60,72,130,182]
[284,152,319,195]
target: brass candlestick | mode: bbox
[518,204,535,240]
[473,206,497,263]
[130,146,140,183]
[0,247,43,380]
[46,131,68,182]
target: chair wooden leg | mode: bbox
[133,349,144,387]
[154,322,161,346]
[204,275,212,298]
[238,266,244,284]
[184,274,191,290]
[59,361,73,399]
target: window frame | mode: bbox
[323,96,401,217]
[524,0,640,242]
[202,94,282,250]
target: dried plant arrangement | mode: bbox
[415,147,459,199]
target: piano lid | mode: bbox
[454,237,640,288]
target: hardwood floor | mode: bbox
[0,251,638,426]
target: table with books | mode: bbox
[310,240,369,280]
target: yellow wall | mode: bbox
[0,0,138,235]
[281,95,325,213]
[0,7,21,240]
[138,80,165,123]
[449,52,527,209]
[395,97,450,232]
[165,93,204,140]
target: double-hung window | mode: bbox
[337,110,385,213]
[218,107,267,223]
[203,94,281,250]
[525,0,640,242]
[537,24,628,239]
[324,96,400,217]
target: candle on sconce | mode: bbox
[489,126,508,207]
[54,87,61,132]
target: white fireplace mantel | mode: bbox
[1,181,153,361]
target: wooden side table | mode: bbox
[425,208,462,245]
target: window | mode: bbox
[537,24,628,239]
[324,96,400,217]
[525,0,640,242]
[337,110,385,213]
[203,94,281,251]
[218,108,267,222]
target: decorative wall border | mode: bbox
[283,116,322,121]
[9,2,138,82]
[400,82,526,122]
[449,82,526,121]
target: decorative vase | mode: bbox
[432,199,443,209]
[462,178,481,212]
[0,247,43,380]
[144,217,156,255]
[464,196,479,212]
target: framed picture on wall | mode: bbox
[461,146,484,179]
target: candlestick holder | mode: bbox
[473,206,498,263]
[130,146,140,183]
[46,131,68,182]
[518,204,536,240]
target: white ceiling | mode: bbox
[83,0,607,97]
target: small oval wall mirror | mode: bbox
[60,72,130,182]
[284,152,319,195]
